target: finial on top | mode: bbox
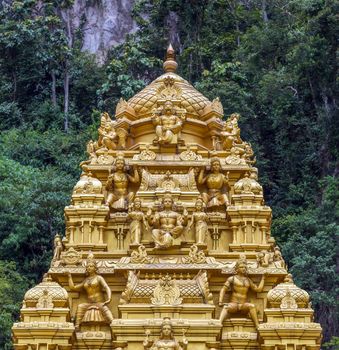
[163,43,178,73]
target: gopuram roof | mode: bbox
[12,45,322,350]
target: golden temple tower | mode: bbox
[12,46,322,350]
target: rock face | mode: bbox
[61,0,137,63]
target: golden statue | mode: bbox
[187,197,209,245]
[220,113,242,150]
[98,112,118,150]
[128,198,148,245]
[13,46,322,350]
[147,194,188,249]
[153,101,185,144]
[86,140,98,163]
[218,259,265,328]
[52,233,64,262]
[225,147,247,165]
[198,157,229,208]
[67,254,113,330]
[105,154,139,210]
[143,318,188,350]
[272,246,286,268]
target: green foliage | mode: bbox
[324,337,339,349]
[0,261,29,349]
[0,156,75,278]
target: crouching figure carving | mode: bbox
[67,253,113,330]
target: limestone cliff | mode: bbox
[60,0,137,63]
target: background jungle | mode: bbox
[0,0,338,348]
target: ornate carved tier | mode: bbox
[13,45,322,350]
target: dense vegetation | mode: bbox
[0,0,337,348]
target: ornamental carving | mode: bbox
[151,274,182,306]
[130,244,153,264]
[179,145,202,161]
[36,290,54,309]
[13,45,322,350]
[183,245,207,264]
[61,247,82,266]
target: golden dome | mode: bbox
[24,274,69,308]
[72,172,102,194]
[267,274,310,308]
[127,45,210,119]
[234,172,263,195]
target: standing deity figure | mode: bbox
[153,101,185,144]
[218,259,266,328]
[67,253,113,330]
[147,194,188,249]
[220,113,242,150]
[272,246,286,268]
[98,112,118,150]
[187,197,209,245]
[143,317,188,350]
[128,198,148,245]
[198,157,230,208]
[105,155,139,210]
[52,233,64,262]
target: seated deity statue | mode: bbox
[198,157,230,209]
[67,254,113,330]
[143,317,188,350]
[218,259,266,329]
[152,101,185,144]
[128,198,148,245]
[225,147,247,165]
[147,194,188,249]
[105,155,139,210]
[186,197,209,245]
[98,112,118,150]
[220,113,243,150]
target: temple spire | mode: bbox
[163,43,178,73]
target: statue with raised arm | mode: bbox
[105,154,139,211]
[147,194,188,249]
[67,253,113,330]
[220,113,242,150]
[218,258,266,328]
[198,157,230,209]
[98,112,118,150]
[152,101,185,144]
[143,317,188,350]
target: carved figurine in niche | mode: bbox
[198,157,230,209]
[86,140,98,164]
[272,246,286,268]
[220,113,243,150]
[143,317,188,350]
[243,142,256,164]
[225,147,247,165]
[256,250,272,267]
[52,233,64,262]
[98,112,118,150]
[105,154,139,210]
[128,198,148,245]
[147,194,188,249]
[186,197,209,245]
[67,253,113,330]
[218,258,266,328]
[152,101,185,144]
